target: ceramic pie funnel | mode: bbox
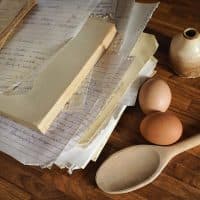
[170,27,200,78]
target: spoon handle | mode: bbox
[170,134,200,155]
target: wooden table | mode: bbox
[0,1,199,199]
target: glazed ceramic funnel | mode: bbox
[170,28,200,78]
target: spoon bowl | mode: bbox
[96,145,164,194]
[96,134,200,194]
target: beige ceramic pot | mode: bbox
[170,28,200,78]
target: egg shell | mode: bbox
[139,79,172,114]
[140,112,183,145]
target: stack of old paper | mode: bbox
[0,17,116,133]
[0,0,36,49]
[0,0,159,173]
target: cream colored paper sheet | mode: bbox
[0,18,116,133]
[91,57,157,162]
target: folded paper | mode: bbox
[0,18,116,133]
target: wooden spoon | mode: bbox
[96,134,200,194]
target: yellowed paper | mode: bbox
[91,56,157,162]
[79,33,158,145]
[0,0,36,49]
[0,18,116,133]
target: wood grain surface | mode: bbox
[0,0,200,199]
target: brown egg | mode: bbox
[140,112,183,145]
[139,79,172,114]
